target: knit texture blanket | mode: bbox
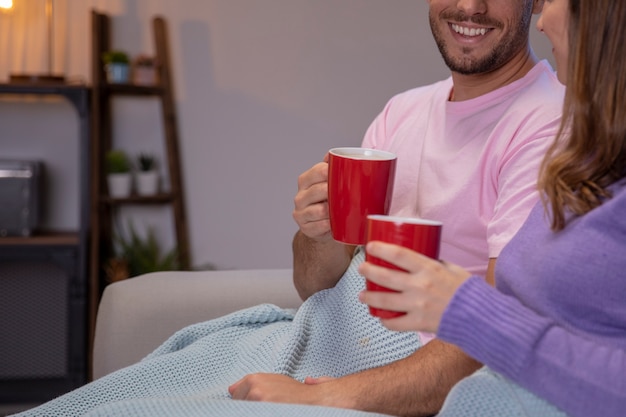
[15,250,421,417]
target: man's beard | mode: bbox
[429,8,532,75]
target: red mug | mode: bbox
[328,148,397,245]
[365,214,443,319]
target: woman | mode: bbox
[359,0,626,416]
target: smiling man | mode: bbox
[231,0,566,416]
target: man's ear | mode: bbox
[533,0,546,14]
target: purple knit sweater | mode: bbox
[438,180,626,417]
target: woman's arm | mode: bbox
[439,277,626,417]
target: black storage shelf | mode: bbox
[0,83,90,405]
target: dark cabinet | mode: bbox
[0,84,90,404]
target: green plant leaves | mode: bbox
[114,222,179,277]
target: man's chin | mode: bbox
[444,58,497,75]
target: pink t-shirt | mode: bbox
[362,60,565,277]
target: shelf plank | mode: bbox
[101,83,164,96]
[101,193,175,205]
[0,82,89,95]
[0,231,79,246]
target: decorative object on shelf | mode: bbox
[3,0,66,84]
[0,159,43,237]
[107,222,179,281]
[0,1,13,12]
[132,54,158,86]
[102,50,130,83]
[105,149,132,198]
[135,153,159,196]
[103,257,129,283]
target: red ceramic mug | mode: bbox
[365,214,443,319]
[328,148,397,245]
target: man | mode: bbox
[229,0,565,415]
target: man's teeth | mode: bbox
[451,24,488,37]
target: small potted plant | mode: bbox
[112,222,179,279]
[132,54,158,85]
[135,153,159,196]
[106,149,132,198]
[102,50,130,83]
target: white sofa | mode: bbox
[92,269,303,379]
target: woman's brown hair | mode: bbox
[539,0,626,230]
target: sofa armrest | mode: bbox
[92,269,300,379]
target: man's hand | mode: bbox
[228,373,334,405]
[293,155,333,242]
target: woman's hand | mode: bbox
[358,241,472,333]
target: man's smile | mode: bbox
[450,23,492,37]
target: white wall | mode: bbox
[0,0,555,270]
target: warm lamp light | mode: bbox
[9,0,65,84]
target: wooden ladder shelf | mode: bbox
[89,10,191,367]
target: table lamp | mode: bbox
[2,0,66,84]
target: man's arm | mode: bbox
[330,340,481,417]
[292,231,355,300]
[229,339,481,417]
[486,258,496,285]
[291,157,357,300]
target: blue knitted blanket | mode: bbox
[16,250,421,417]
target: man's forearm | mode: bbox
[292,231,354,300]
[324,339,482,417]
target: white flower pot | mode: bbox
[136,171,159,196]
[107,173,132,198]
